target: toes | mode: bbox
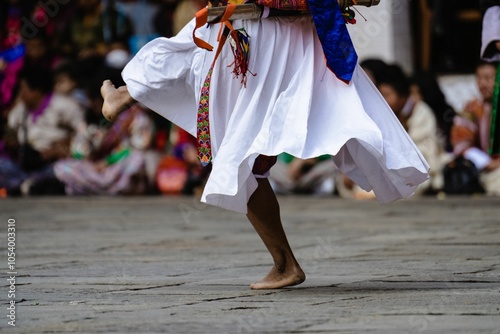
[100,80,115,97]
[250,282,268,290]
[102,79,113,87]
[249,280,283,290]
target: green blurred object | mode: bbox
[490,62,500,155]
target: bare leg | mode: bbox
[247,178,305,289]
[100,80,136,121]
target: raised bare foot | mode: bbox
[250,264,305,290]
[100,80,135,121]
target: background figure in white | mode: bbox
[269,154,336,196]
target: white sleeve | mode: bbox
[7,103,25,131]
[464,147,491,171]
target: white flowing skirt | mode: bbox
[122,16,429,213]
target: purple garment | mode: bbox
[30,93,53,123]
[54,151,147,195]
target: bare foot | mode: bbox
[100,80,135,121]
[250,263,305,290]
[353,187,376,200]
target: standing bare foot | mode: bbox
[250,262,306,290]
[246,178,306,290]
[100,80,136,121]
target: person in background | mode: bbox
[480,0,500,163]
[53,61,90,112]
[411,72,457,152]
[54,103,154,195]
[462,1,500,195]
[0,66,85,195]
[451,61,500,196]
[360,58,387,86]
[52,56,158,196]
[269,154,336,196]
[378,64,450,194]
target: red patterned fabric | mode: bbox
[210,0,308,10]
[197,67,213,166]
[253,0,308,10]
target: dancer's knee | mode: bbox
[252,155,277,178]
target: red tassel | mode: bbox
[228,28,256,86]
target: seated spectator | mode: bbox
[378,64,450,193]
[51,55,159,195]
[269,154,336,196]
[360,58,388,85]
[451,61,500,196]
[0,66,85,194]
[53,61,90,111]
[411,71,457,152]
[54,103,154,195]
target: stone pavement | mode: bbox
[1,196,499,333]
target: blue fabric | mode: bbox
[308,0,358,83]
[0,44,25,63]
[0,157,27,190]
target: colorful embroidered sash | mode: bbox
[196,5,237,166]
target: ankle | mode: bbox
[273,252,300,273]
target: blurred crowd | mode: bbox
[0,0,498,199]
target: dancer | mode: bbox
[101,1,429,289]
